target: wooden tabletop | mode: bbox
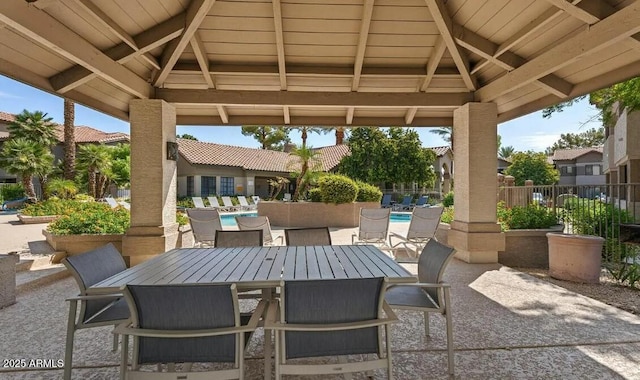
[89,245,417,294]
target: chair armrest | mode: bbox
[114,323,256,338]
[266,317,397,332]
[386,282,450,290]
[382,301,398,320]
[388,232,406,248]
[66,293,123,302]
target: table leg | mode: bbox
[263,288,272,380]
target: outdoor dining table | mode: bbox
[88,244,417,379]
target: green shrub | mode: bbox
[442,191,454,207]
[307,187,322,202]
[21,199,110,217]
[318,174,358,204]
[497,202,558,231]
[176,211,188,226]
[1,184,25,203]
[355,181,382,202]
[440,206,454,224]
[177,197,194,209]
[567,200,634,237]
[46,179,78,199]
[74,194,95,202]
[47,205,130,235]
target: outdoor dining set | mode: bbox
[61,205,454,380]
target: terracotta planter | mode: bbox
[547,233,605,283]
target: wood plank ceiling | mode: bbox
[0,0,639,127]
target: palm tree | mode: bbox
[63,99,76,180]
[77,144,112,198]
[8,109,58,147]
[293,126,330,148]
[499,146,515,159]
[0,138,54,198]
[288,145,321,201]
[335,126,345,145]
[430,127,452,147]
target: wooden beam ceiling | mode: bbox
[352,0,375,91]
[272,0,287,90]
[177,114,453,127]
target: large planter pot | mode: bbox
[499,224,564,268]
[547,233,605,283]
[257,201,379,228]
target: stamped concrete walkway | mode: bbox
[1,212,639,379]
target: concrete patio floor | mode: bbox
[1,213,640,379]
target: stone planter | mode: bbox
[499,224,564,268]
[547,233,605,283]
[257,201,380,228]
[17,214,58,224]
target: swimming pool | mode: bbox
[220,211,411,227]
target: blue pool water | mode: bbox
[220,211,411,227]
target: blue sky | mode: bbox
[0,75,602,151]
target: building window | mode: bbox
[186,176,194,196]
[220,177,234,196]
[585,165,601,176]
[201,176,216,196]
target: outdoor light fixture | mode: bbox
[166,142,178,161]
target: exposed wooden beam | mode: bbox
[476,2,640,102]
[352,0,375,91]
[31,0,58,10]
[420,36,446,91]
[177,115,453,127]
[283,106,290,124]
[404,107,418,124]
[454,25,573,97]
[157,89,472,108]
[346,107,355,124]
[0,1,152,98]
[216,105,228,123]
[545,0,640,52]
[154,0,215,87]
[50,14,184,93]
[272,0,287,89]
[73,0,160,70]
[190,33,215,88]
[424,0,476,90]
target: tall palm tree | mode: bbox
[430,127,453,147]
[335,126,345,145]
[77,144,112,198]
[499,146,515,159]
[63,99,76,180]
[288,145,321,201]
[0,138,53,198]
[8,110,57,147]
[294,126,330,148]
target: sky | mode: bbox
[0,75,603,151]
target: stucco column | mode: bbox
[122,100,179,266]
[447,103,505,263]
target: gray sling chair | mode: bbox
[384,240,457,378]
[115,283,266,379]
[214,229,264,247]
[388,206,444,261]
[351,208,391,249]
[284,227,332,246]
[61,243,130,380]
[186,208,224,247]
[265,277,397,379]
[235,216,284,246]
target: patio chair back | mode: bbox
[251,195,260,204]
[237,195,256,210]
[418,239,456,305]
[414,195,429,207]
[186,208,223,247]
[124,284,240,365]
[395,195,413,210]
[63,243,127,322]
[407,206,443,241]
[281,277,384,359]
[105,197,119,209]
[215,230,264,247]
[354,208,391,243]
[380,194,392,208]
[221,196,237,210]
[285,227,332,246]
[236,215,280,245]
[191,196,207,208]
[207,196,222,208]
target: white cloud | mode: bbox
[0,90,22,99]
[517,134,561,152]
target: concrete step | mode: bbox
[16,265,70,294]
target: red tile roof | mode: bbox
[0,112,15,123]
[429,146,452,157]
[552,147,603,161]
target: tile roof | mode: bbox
[0,112,15,123]
[178,139,349,173]
[429,146,452,157]
[552,147,603,161]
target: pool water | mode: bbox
[220,211,411,227]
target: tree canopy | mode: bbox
[178,133,198,140]
[338,127,436,187]
[544,127,605,155]
[504,151,559,186]
[241,126,290,150]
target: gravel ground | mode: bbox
[514,267,640,315]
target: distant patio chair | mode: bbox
[207,196,230,211]
[265,277,396,379]
[116,283,266,380]
[186,208,223,247]
[413,195,429,208]
[118,200,130,210]
[61,243,129,380]
[285,227,332,246]
[283,193,292,202]
[214,230,264,247]
[235,215,283,246]
[105,197,119,209]
[237,195,257,210]
[389,206,443,260]
[351,208,391,248]
[380,194,393,208]
[221,196,241,211]
[385,240,457,378]
[251,195,261,205]
[393,195,414,211]
[191,196,207,208]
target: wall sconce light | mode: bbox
[166,141,178,161]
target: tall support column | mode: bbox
[448,103,505,263]
[122,100,179,266]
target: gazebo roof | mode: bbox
[1,0,639,127]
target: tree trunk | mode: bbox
[335,127,344,145]
[301,127,307,148]
[63,99,76,180]
[21,175,36,199]
[88,169,96,198]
